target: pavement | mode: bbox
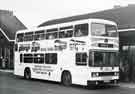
[119,82,135,88]
[0,69,13,73]
[0,69,135,89]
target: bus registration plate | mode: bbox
[103,77,112,82]
[104,80,110,83]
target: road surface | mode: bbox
[0,72,134,94]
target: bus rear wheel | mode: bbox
[61,72,72,86]
[24,68,31,80]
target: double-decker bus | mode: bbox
[14,18,119,86]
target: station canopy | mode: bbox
[0,10,26,41]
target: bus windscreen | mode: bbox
[89,51,119,67]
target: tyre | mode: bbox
[61,72,72,86]
[24,68,31,80]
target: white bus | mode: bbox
[14,18,119,86]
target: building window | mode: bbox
[45,53,57,64]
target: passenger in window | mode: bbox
[66,30,73,37]
[65,31,68,38]
[49,34,55,39]
[59,31,65,38]
[76,29,83,37]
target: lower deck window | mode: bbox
[76,53,87,65]
[20,54,23,63]
[20,53,57,64]
[34,54,44,64]
[45,53,57,64]
[24,54,33,63]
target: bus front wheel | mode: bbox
[24,68,31,80]
[61,71,72,86]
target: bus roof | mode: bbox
[17,18,116,34]
[16,27,45,34]
[38,11,117,27]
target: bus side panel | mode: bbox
[59,51,88,86]
[14,52,24,76]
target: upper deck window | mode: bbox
[46,28,58,39]
[59,26,73,38]
[17,33,24,42]
[24,32,33,41]
[34,30,45,40]
[106,25,117,37]
[74,23,88,37]
[91,23,117,37]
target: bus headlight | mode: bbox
[92,72,99,77]
[114,72,119,76]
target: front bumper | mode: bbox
[87,79,119,86]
